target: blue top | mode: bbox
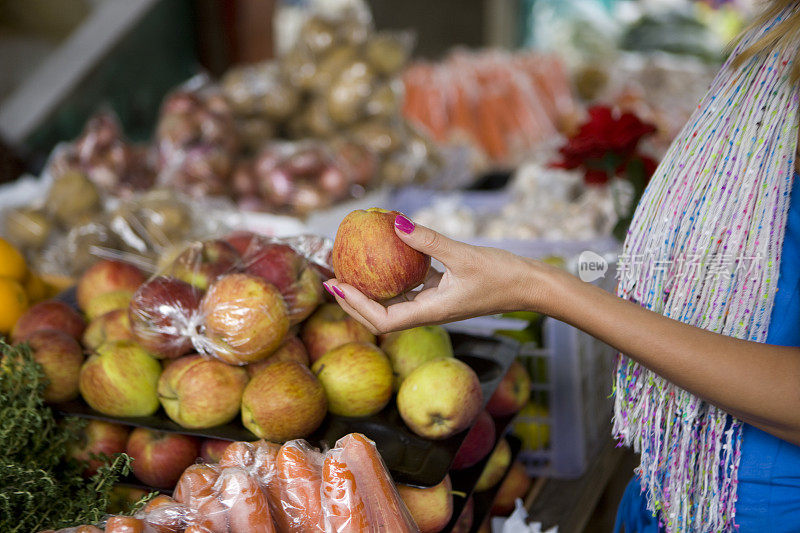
[614,179,800,532]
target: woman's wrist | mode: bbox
[516,258,575,317]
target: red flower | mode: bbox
[554,105,657,186]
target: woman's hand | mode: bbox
[323,214,560,334]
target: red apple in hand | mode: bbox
[397,475,453,533]
[332,208,430,300]
[163,240,240,290]
[76,259,147,313]
[301,303,375,362]
[451,409,496,470]
[129,276,201,359]
[69,420,130,476]
[486,361,531,417]
[200,273,290,364]
[490,461,533,516]
[14,329,84,403]
[243,242,323,324]
[126,428,200,489]
[11,300,86,342]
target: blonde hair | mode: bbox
[733,1,800,82]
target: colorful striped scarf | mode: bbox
[613,8,800,531]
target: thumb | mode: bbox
[393,213,459,265]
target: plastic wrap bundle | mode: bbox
[128,231,329,365]
[39,434,418,533]
[230,139,376,215]
[155,77,239,199]
[219,8,442,190]
[46,111,156,197]
[402,50,577,168]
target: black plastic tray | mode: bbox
[55,284,518,487]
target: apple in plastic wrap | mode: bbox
[129,276,201,359]
[11,300,85,343]
[332,208,430,300]
[397,358,482,440]
[241,360,327,442]
[158,354,248,429]
[246,336,310,377]
[311,342,393,417]
[163,239,241,290]
[68,420,130,477]
[82,308,134,351]
[243,242,323,325]
[14,329,84,403]
[76,259,146,313]
[397,474,453,533]
[486,360,531,417]
[78,340,161,417]
[199,273,290,365]
[380,325,454,390]
[126,427,200,489]
[301,303,375,362]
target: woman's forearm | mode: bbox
[534,264,800,444]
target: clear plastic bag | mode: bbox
[274,440,326,532]
[46,111,156,198]
[322,433,419,533]
[155,76,239,199]
[128,232,329,364]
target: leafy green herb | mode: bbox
[0,339,133,532]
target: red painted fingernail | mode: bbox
[323,283,335,297]
[332,286,346,299]
[395,214,415,234]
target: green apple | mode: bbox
[397,358,483,439]
[78,340,161,416]
[380,325,453,390]
[474,438,511,492]
[311,342,393,417]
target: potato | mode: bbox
[365,34,410,76]
[300,16,338,55]
[282,47,318,91]
[365,81,402,119]
[311,44,358,90]
[349,120,403,156]
[46,170,101,227]
[326,60,375,125]
[4,208,52,249]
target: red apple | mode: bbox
[486,361,531,417]
[241,360,327,442]
[246,336,309,377]
[200,438,231,463]
[490,461,533,516]
[311,342,393,417]
[243,242,323,324]
[10,300,86,343]
[163,240,240,290]
[397,475,453,533]
[451,409,496,470]
[224,231,259,256]
[451,497,473,533]
[332,208,430,300]
[15,329,84,403]
[69,420,130,476]
[76,259,146,313]
[158,354,249,428]
[126,427,200,489]
[200,273,289,364]
[475,438,511,492]
[301,303,375,362]
[397,358,483,440]
[82,308,134,351]
[129,276,202,359]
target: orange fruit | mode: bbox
[0,278,29,334]
[0,238,27,281]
